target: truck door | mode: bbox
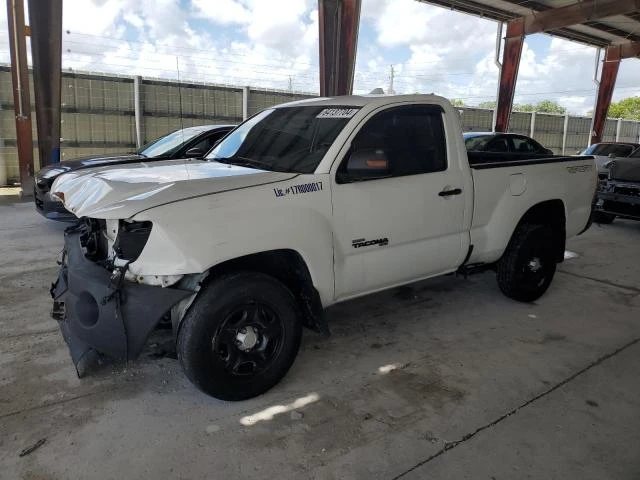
[331,104,468,299]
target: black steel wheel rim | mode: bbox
[213,303,285,376]
[521,243,549,288]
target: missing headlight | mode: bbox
[113,220,153,262]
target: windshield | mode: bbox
[138,127,206,157]
[581,143,635,157]
[464,134,494,151]
[631,148,640,158]
[205,106,359,173]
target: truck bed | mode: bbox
[466,152,597,265]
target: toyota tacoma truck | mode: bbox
[49,95,596,400]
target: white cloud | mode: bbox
[63,0,125,35]
[123,12,144,30]
[193,0,251,25]
[0,0,638,116]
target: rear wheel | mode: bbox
[177,272,302,400]
[496,224,558,302]
[593,211,615,224]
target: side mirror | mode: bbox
[338,149,390,183]
[185,147,206,158]
[608,153,616,159]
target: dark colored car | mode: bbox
[594,147,640,224]
[580,142,640,179]
[34,124,235,220]
[463,132,553,155]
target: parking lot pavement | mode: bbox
[1,202,639,480]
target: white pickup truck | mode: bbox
[50,95,596,400]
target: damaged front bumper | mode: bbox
[51,229,192,377]
[596,181,640,220]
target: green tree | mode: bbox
[532,100,566,114]
[608,97,640,120]
[477,101,496,109]
[514,103,536,112]
[476,99,566,114]
[450,98,465,107]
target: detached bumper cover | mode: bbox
[51,230,192,376]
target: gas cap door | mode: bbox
[509,173,526,196]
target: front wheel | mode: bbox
[177,272,302,401]
[496,224,558,302]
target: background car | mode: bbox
[34,124,235,220]
[463,132,553,155]
[580,142,640,179]
[593,146,640,224]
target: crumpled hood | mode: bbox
[609,157,640,182]
[51,159,297,219]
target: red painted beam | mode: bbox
[318,0,361,97]
[506,0,640,37]
[495,19,524,133]
[6,0,34,193]
[28,0,63,168]
[591,47,621,144]
[614,40,640,60]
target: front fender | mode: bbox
[128,175,335,306]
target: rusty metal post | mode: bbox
[318,0,361,96]
[494,19,524,133]
[591,47,621,145]
[28,0,63,169]
[6,0,34,193]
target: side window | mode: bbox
[612,145,633,157]
[191,131,227,153]
[511,137,536,153]
[486,137,509,153]
[345,105,447,178]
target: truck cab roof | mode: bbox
[275,94,447,109]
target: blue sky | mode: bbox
[0,0,638,114]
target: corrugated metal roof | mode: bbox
[416,0,640,47]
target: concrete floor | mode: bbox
[1,201,639,480]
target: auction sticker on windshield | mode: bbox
[316,108,359,119]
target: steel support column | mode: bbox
[494,19,524,133]
[133,76,144,148]
[318,0,361,97]
[28,0,63,169]
[591,47,621,145]
[6,0,34,193]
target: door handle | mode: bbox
[438,188,462,197]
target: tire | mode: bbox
[496,224,558,302]
[177,271,302,401]
[593,211,615,224]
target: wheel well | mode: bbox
[207,250,327,334]
[516,199,566,262]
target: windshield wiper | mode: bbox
[213,156,284,172]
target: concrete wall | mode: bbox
[2,65,640,184]
[0,66,313,183]
[459,107,640,154]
